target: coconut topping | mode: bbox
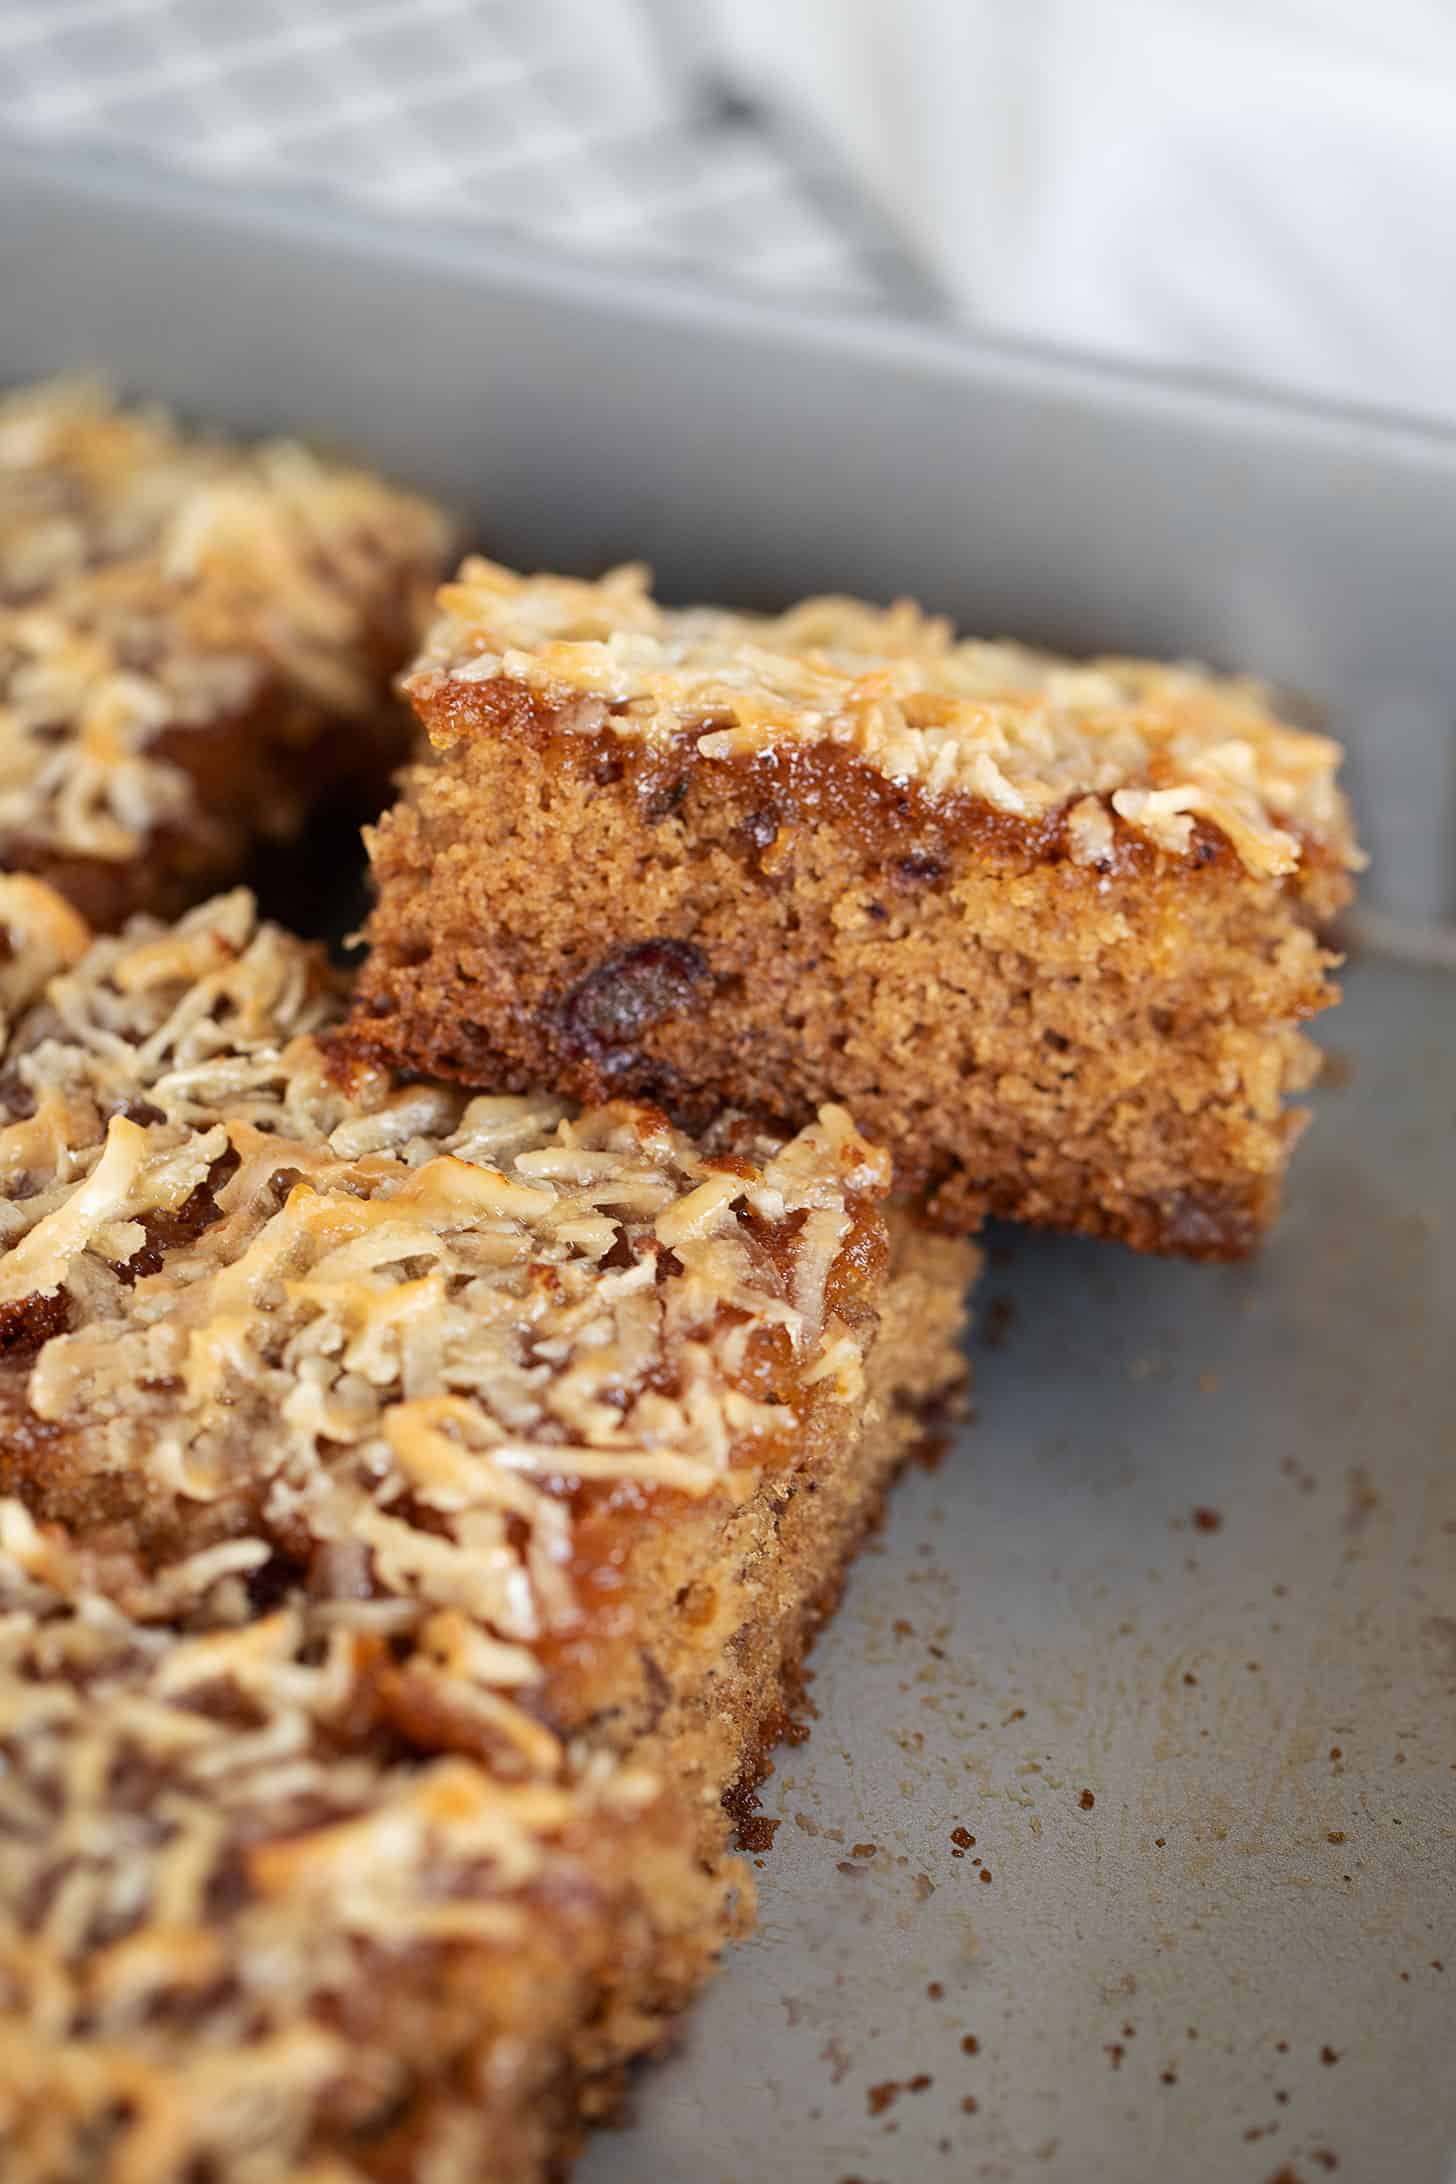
[0,887,888,1657]
[0,882,881,2173]
[0,872,91,1039]
[0,1514,671,2184]
[0,378,449,861]
[412,559,1360,880]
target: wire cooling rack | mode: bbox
[0,0,938,310]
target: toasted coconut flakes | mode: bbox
[0,378,449,862]
[0,875,90,1033]
[413,558,1360,879]
[0,887,886,1656]
[0,885,891,2179]
[0,1533,669,2184]
[1065,794,1115,867]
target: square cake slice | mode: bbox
[350,560,1362,1257]
[0,378,450,926]
[0,880,974,2178]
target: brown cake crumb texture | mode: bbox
[0,880,974,2182]
[0,377,450,925]
[353,559,1363,1258]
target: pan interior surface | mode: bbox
[587,951,1456,2184]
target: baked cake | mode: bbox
[0,378,450,927]
[350,560,1363,1257]
[0,879,975,2180]
[0,1524,727,2184]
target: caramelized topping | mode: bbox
[0,1515,662,2183]
[0,888,888,1656]
[0,378,449,861]
[412,559,1359,880]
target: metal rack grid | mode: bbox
[0,0,938,310]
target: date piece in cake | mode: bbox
[0,378,450,927]
[351,561,1363,1258]
[0,879,975,1846]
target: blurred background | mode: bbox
[3,0,1453,423]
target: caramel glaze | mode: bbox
[410,677,1353,919]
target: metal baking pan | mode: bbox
[4,140,1453,2184]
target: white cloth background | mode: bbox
[707,0,1456,422]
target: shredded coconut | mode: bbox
[0,1528,667,2184]
[0,872,90,1039]
[0,887,888,1657]
[0,882,887,2178]
[0,378,449,862]
[412,558,1360,880]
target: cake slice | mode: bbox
[0,876,974,1832]
[0,378,450,926]
[0,1515,730,2184]
[350,560,1362,1257]
[0,880,974,2177]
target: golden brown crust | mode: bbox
[0,379,451,925]
[351,689,1352,1257]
